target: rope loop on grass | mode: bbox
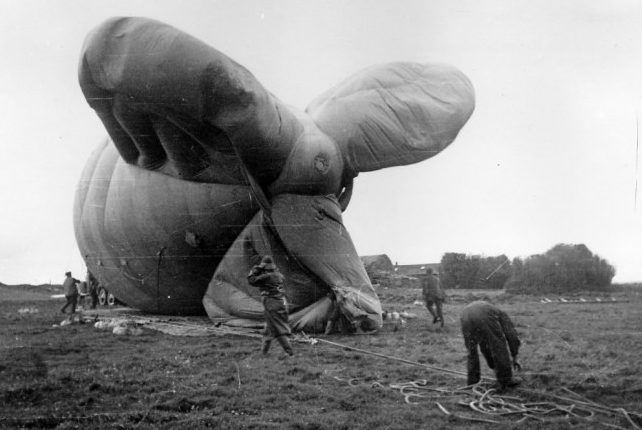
[315,336,641,428]
[336,377,637,427]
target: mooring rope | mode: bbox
[313,337,470,379]
[70,315,641,428]
[310,336,641,428]
[330,376,639,428]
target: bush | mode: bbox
[440,253,511,289]
[505,243,615,294]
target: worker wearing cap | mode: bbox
[86,270,100,309]
[248,255,294,356]
[460,301,522,391]
[60,271,79,314]
[422,268,446,327]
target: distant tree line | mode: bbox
[439,253,511,290]
[504,244,615,293]
[439,244,615,293]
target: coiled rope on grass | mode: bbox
[71,315,641,428]
[311,336,641,429]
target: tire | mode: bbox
[98,287,107,306]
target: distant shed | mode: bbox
[395,263,441,277]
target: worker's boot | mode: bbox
[276,336,294,356]
[497,376,522,392]
[261,339,272,355]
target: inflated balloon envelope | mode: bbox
[75,17,475,333]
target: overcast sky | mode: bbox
[1,0,641,284]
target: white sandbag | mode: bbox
[113,325,129,335]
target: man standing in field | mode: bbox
[86,270,100,309]
[248,255,294,356]
[460,301,522,391]
[60,271,79,314]
[422,268,446,327]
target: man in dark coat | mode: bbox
[248,255,294,356]
[60,271,79,314]
[86,270,100,309]
[460,301,522,391]
[422,268,446,327]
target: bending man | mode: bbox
[460,301,522,391]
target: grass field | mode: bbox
[1,284,641,429]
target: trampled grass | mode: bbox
[0,286,641,429]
